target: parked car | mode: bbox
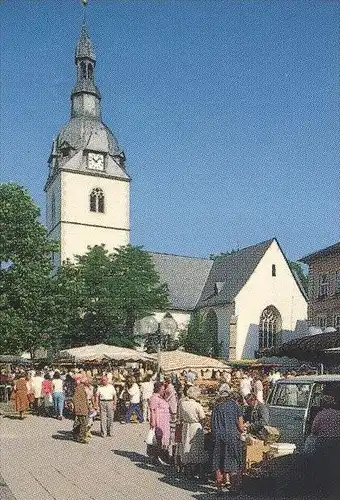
[267,374,340,450]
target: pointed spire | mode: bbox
[71,15,101,117]
[75,21,96,62]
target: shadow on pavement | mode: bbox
[52,430,74,441]
[3,415,26,420]
[113,449,217,496]
[91,430,103,437]
[113,449,150,464]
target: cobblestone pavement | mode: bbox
[0,414,319,500]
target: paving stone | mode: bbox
[1,414,318,500]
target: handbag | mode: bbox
[145,428,157,446]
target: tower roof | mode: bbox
[46,15,128,186]
[75,22,96,61]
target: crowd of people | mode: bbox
[2,364,340,496]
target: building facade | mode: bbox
[300,242,340,330]
[44,24,130,266]
[151,239,308,360]
[44,21,308,360]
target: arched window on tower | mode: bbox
[258,305,282,350]
[81,61,87,79]
[90,188,104,213]
[88,63,93,79]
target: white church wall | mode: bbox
[61,171,129,229]
[60,223,129,263]
[59,171,130,261]
[234,240,307,360]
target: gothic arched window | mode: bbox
[90,188,104,213]
[259,305,282,350]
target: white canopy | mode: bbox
[147,350,230,373]
[59,344,147,362]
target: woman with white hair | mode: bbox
[178,386,207,478]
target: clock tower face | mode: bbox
[87,152,104,171]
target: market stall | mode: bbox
[261,330,340,371]
[58,344,149,363]
[146,349,230,377]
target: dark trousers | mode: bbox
[34,397,42,414]
[125,403,144,423]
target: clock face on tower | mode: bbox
[87,152,104,171]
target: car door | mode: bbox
[267,382,312,450]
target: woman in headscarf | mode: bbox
[148,381,171,465]
[211,391,244,493]
[178,386,207,479]
[11,372,29,419]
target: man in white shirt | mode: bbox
[124,377,144,423]
[31,371,44,414]
[240,374,252,398]
[140,374,154,422]
[96,376,117,437]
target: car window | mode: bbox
[270,383,311,408]
[310,382,340,408]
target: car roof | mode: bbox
[276,375,340,384]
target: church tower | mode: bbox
[44,21,130,266]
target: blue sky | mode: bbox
[1,0,339,261]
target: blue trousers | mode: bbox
[52,392,65,417]
[125,403,144,423]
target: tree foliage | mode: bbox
[1,184,170,356]
[289,261,309,296]
[182,310,221,357]
[0,183,56,357]
[53,244,170,349]
[209,249,239,260]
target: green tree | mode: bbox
[53,244,170,348]
[111,245,169,338]
[183,311,221,357]
[0,183,56,357]
[209,249,239,260]
[289,261,309,296]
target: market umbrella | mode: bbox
[146,349,230,373]
[59,344,148,362]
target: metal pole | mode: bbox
[157,344,161,374]
[320,363,324,375]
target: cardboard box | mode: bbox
[245,440,269,469]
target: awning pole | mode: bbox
[320,363,324,375]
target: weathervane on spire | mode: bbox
[81,0,88,25]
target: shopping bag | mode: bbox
[145,428,157,446]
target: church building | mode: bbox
[44,22,308,360]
